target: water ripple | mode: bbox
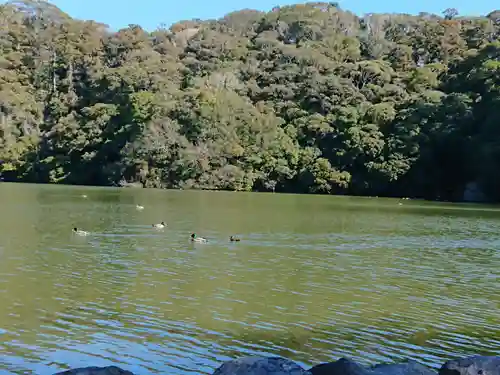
[1,188,500,373]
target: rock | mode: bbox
[463,181,486,202]
[309,358,436,375]
[118,181,143,188]
[53,366,135,375]
[440,356,500,375]
[212,356,311,375]
[371,360,436,375]
[309,358,370,375]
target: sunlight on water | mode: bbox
[0,183,499,374]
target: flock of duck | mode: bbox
[71,201,241,243]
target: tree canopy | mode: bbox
[0,1,499,201]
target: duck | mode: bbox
[191,233,207,243]
[152,222,166,229]
[229,236,241,242]
[136,205,144,210]
[81,194,88,199]
[73,227,89,236]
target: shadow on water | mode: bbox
[0,184,500,374]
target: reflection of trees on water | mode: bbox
[0,184,46,336]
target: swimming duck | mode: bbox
[136,205,144,210]
[191,233,207,243]
[152,222,166,229]
[73,227,89,236]
[81,194,88,199]
[230,236,241,242]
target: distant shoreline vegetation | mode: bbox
[0,1,499,202]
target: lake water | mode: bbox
[0,183,499,374]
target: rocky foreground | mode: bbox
[53,355,500,375]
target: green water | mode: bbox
[0,183,499,374]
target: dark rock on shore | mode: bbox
[309,358,436,375]
[212,356,312,375]
[371,359,437,375]
[53,366,135,375]
[440,356,500,375]
[309,358,369,375]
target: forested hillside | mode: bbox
[0,1,499,201]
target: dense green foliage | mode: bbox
[0,1,499,200]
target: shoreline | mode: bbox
[52,354,500,375]
[0,180,492,205]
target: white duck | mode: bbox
[152,221,166,229]
[136,205,144,210]
[73,227,89,236]
[190,233,207,243]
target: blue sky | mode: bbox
[31,0,500,30]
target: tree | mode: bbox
[443,8,458,20]
[1,1,500,201]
